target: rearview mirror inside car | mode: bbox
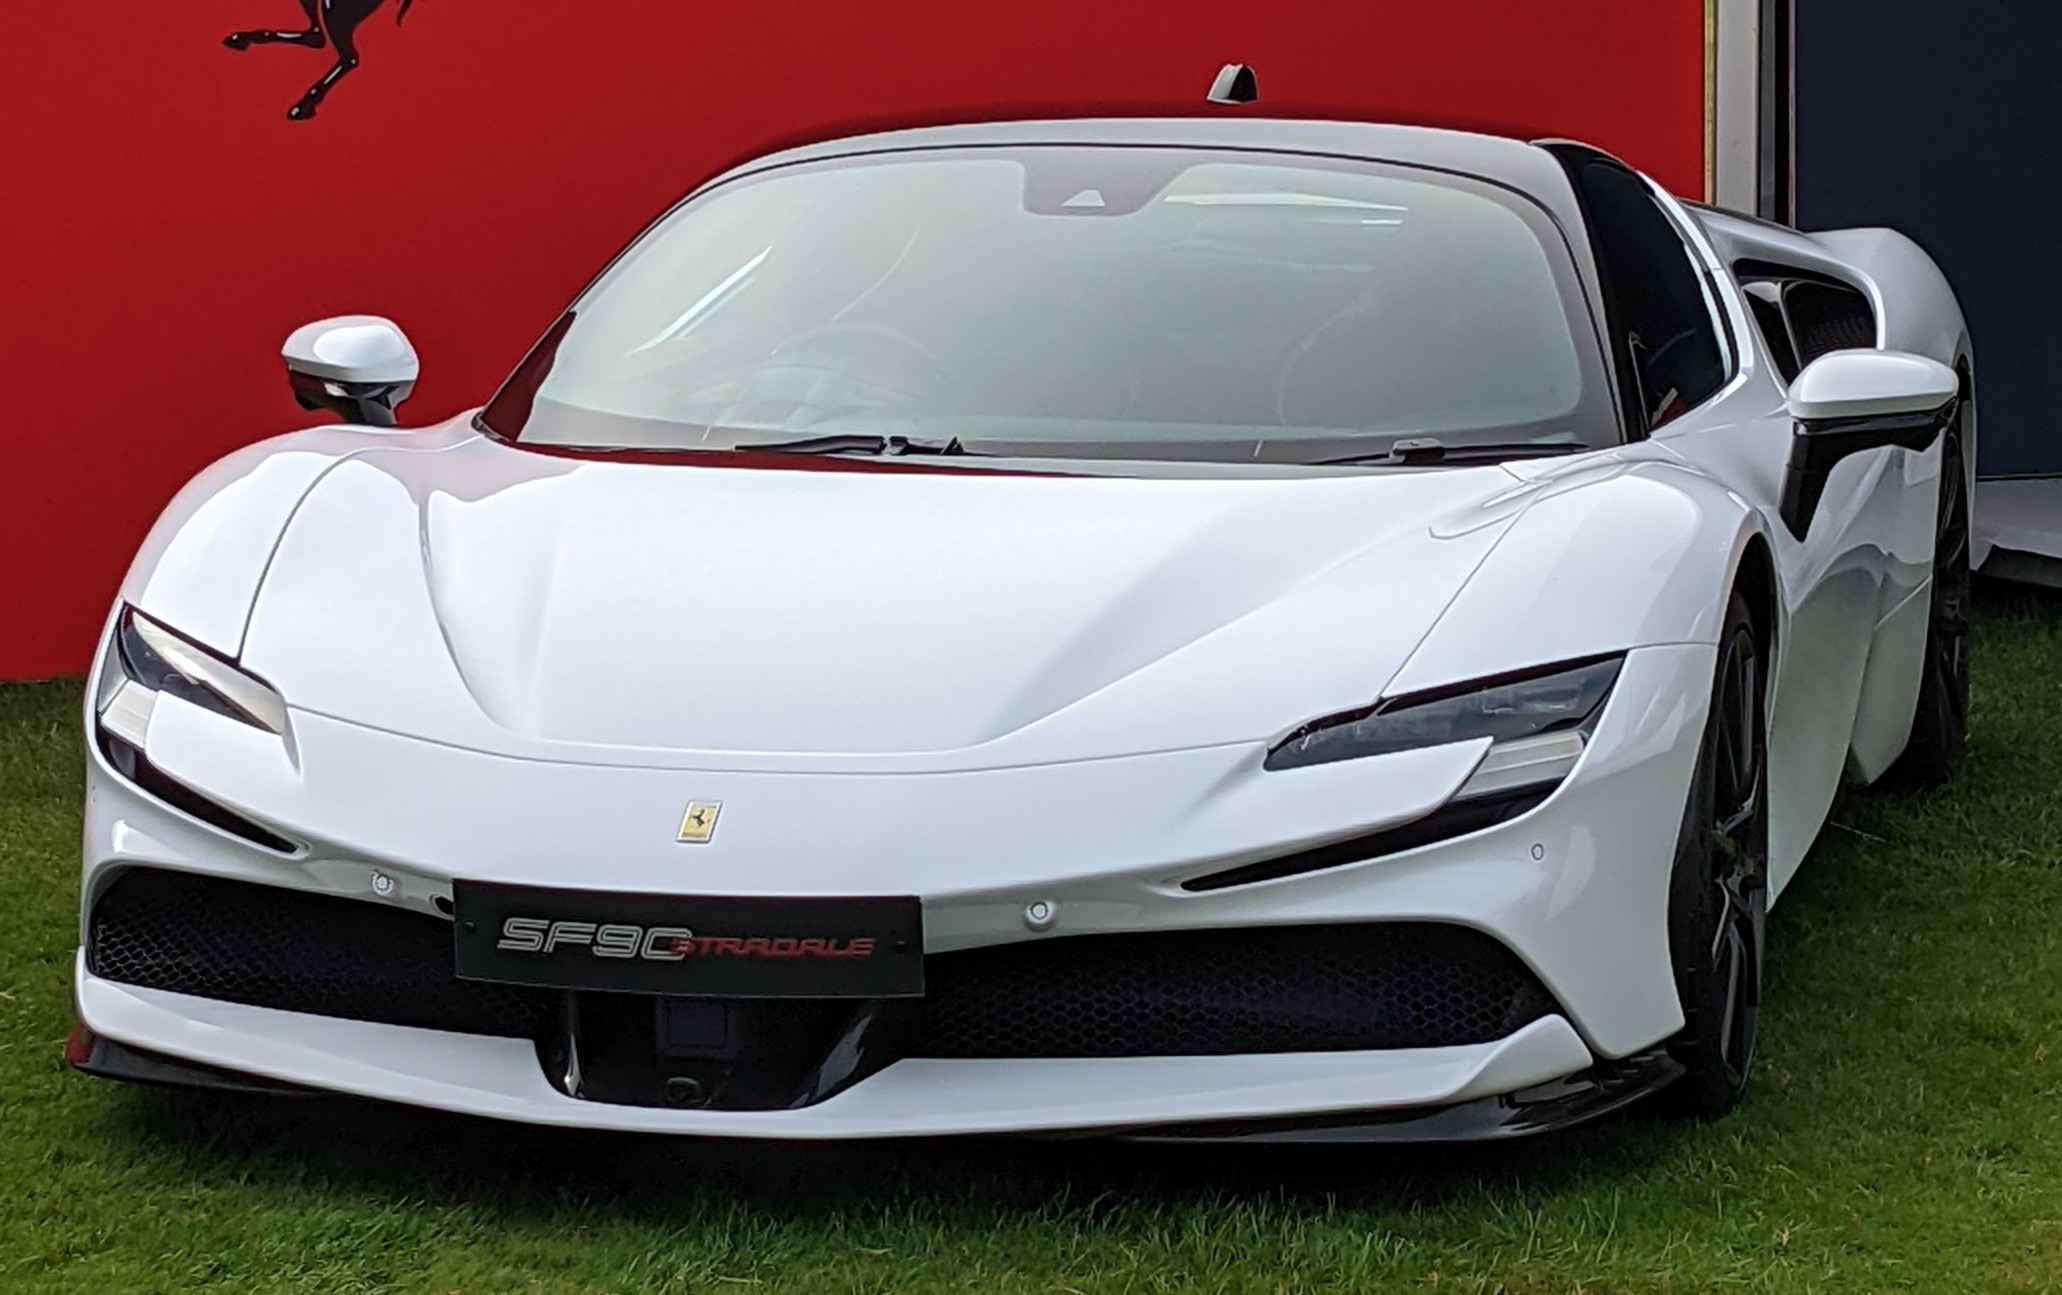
[282,315,419,428]
[1780,349,1958,539]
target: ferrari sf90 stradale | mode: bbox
[69,115,1972,1139]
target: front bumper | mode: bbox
[75,643,1717,1137]
[75,957,1604,1138]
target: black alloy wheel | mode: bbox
[1882,428,1972,790]
[1661,590,1769,1119]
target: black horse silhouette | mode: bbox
[224,0,420,120]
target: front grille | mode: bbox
[910,923,1556,1058]
[86,870,1559,1092]
[88,868,551,1039]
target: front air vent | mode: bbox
[1784,280,1877,364]
[87,867,553,1039]
[95,731,299,855]
[1181,785,1550,892]
[1732,260,1879,382]
[912,922,1557,1057]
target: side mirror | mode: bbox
[1779,349,1958,539]
[282,315,419,428]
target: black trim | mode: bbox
[1730,258,1866,294]
[1743,284,1802,382]
[1181,787,1551,892]
[1124,1048,1684,1143]
[1780,403,1953,538]
[287,367,411,428]
[67,1026,315,1098]
[1265,652,1621,771]
[95,731,298,854]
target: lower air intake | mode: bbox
[911,923,1557,1058]
[85,871,1561,1068]
[88,868,551,1039]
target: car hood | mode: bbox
[239,433,1529,766]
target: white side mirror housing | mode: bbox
[282,315,419,427]
[1785,348,1957,423]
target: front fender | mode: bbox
[1388,461,1771,697]
[115,421,465,659]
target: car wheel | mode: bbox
[1881,429,1972,791]
[1660,590,1769,1120]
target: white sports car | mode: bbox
[68,116,1973,1141]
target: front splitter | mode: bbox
[70,1021,1680,1143]
[67,1023,315,1098]
[1120,1050,1684,1143]
[73,962,1605,1140]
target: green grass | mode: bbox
[5,586,2062,1294]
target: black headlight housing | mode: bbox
[1185,655,1624,892]
[109,608,285,734]
[1266,656,1622,772]
[91,607,296,854]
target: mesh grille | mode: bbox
[88,868,551,1039]
[1785,281,1877,365]
[86,871,1557,1062]
[912,924,1556,1058]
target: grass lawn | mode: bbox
[4,585,2061,1294]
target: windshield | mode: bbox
[482,145,1617,466]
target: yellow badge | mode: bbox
[677,801,722,843]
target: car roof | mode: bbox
[709,117,1591,235]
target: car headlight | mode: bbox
[90,608,298,855]
[95,607,287,741]
[1265,655,1622,796]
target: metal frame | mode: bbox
[1709,0,1793,221]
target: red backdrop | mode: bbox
[0,0,1705,680]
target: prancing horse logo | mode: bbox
[223,0,422,121]
[678,801,722,844]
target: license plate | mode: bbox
[451,882,924,998]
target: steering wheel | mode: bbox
[1629,328,1704,426]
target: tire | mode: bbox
[1659,590,1769,1120]
[1881,429,1972,791]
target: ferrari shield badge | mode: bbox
[677,801,722,844]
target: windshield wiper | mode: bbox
[740,433,968,457]
[1317,437,1587,467]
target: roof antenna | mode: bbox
[1206,63,1258,105]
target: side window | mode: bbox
[1732,265,1877,385]
[1563,158,1728,432]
